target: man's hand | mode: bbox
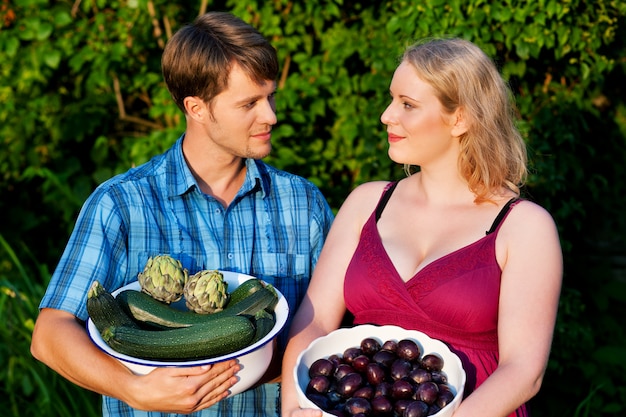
[125,360,240,413]
[31,308,241,414]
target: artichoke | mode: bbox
[184,269,230,314]
[137,255,188,303]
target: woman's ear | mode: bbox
[183,96,206,122]
[451,108,469,138]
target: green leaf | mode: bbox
[53,10,73,27]
[581,62,590,80]
[2,37,20,58]
[36,22,54,41]
[43,49,61,69]
[515,41,530,60]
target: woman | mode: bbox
[281,38,562,417]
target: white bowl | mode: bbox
[87,271,289,396]
[294,324,466,417]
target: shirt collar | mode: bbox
[167,135,269,199]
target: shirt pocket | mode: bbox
[251,252,309,310]
[251,252,310,350]
[252,252,308,280]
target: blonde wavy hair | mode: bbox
[402,38,527,203]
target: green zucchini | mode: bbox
[251,309,276,343]
[101,315,255,360]
[222,286,278,316]
[87,281,139,333]
[116,286,279,330]
[116,289,201,329]
[228,278,265,306]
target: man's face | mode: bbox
[203,63,277,160]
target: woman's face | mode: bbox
[380,61,462,168]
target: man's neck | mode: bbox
[182,138,247,208]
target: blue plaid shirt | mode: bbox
[39,136,334,416]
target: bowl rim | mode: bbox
[86,270,289,367]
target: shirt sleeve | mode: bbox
[39,188,130,321]
[308,188,335,269]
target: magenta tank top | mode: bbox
[344,182,527,417]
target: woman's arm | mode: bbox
[281,182,390,417]
[452,201,563,417]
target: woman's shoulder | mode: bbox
[511,199,556,222]
[335,181,394,221]
[503,198,560,240]
[346,180,395,203]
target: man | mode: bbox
[30,12,334,416]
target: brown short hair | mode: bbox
[403,38,527,202]
[162,12,279,112]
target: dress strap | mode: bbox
[485,197,520,235]
[375,181,399,222]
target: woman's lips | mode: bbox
[387,133,404,142]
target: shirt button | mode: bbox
[227,253,234,259]
[215,208,221,214]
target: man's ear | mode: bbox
[451,108,469,138]
[183,96,206,122]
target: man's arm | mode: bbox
[31,307,240,413]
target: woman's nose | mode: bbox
[380,104,394,125]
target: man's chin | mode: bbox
[247,144,272,160]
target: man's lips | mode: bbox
[252,131,272,141]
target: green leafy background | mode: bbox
[1,0,625,416]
